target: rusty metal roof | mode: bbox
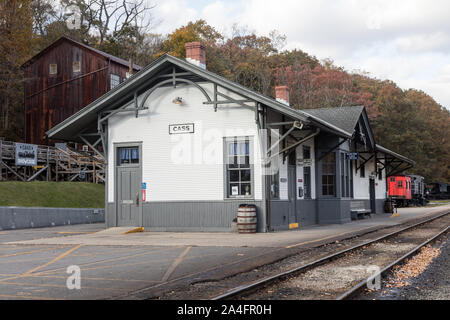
[22,36,142,71]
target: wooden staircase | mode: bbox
[0,140,104,183]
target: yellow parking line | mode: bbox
[0,256,58,264]
[23,245,82,276]
[34,246,183,276]
[0,293,60,300]
[0,247,59,259]
[39,250,203,276]
[161,246,192,282]
[0,280,129,292]
[29,274,160,284]
[57,232,94,235]
[0,245,81,283]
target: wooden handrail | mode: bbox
[1,140,105,183]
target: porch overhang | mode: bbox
[376,144,415,176]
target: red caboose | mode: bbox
[387,175,412,207]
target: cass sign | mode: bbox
[15,143,38,166]
[169,123,194,134]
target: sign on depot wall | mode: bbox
[169,123,195,134]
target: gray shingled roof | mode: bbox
[47,54,352,141]
[303,106,414,164]
[302,106,365,135]
[45,53,414,166]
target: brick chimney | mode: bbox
[275,86,290,106]
[185,42,206,69]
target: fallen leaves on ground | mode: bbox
[385,246,441,288]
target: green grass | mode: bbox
[429,199,450,203]
[0,182,105,208]
[428,199,450,207]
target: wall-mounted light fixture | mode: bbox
[172,97,183,105]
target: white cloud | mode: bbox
[152,0,198,35]
[150,0,450,108]
[395,32,450,53]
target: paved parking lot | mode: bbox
[0,225,282,299]
[0,204,449,300]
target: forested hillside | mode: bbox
[0,1,449,183]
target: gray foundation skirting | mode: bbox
[107,200,264,232]
[375,199,387,214]
[105,197,389,232]
[269,199,318,231]
[0,207,105,231]
[271,198,387,230]
[269,200,291,230]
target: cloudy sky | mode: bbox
[149,0,450,109]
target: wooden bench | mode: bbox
[351,209,372,220]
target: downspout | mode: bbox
[255,103,270,232]
[264,107,271,232]
[257,104,271,232]
[262,106,271,232]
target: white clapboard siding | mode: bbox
[353,156,386,200]
[107,82,262,202]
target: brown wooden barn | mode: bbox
[22,36,142,145]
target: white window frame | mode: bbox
[110,74,121,89]
[49,63,57,75]
[73,60,81,74]
[223,136,254,199]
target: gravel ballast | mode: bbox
[361,236,449,300]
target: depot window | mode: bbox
[224,137,253,198]
[266,132,279,199]
[341,153,351,198]
[117,147,139,165]
[303,146,311,199]
[270,171,280,199]
[322,152,336,196]
[359,160,365,178]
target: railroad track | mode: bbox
[211,211,450,300]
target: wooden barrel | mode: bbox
[237,204,257,233]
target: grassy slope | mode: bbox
[0,182,105,208]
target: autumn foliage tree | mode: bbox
[0,0,34,140]
[276,63,375,116]
[159,20,450,183]
[0,11,449,183]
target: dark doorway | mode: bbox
[288,151,298,225]
[369,178,376,213]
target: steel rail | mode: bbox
[336,224,449,300]
[211,210,450,300]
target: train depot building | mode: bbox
[47,42,414,232]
